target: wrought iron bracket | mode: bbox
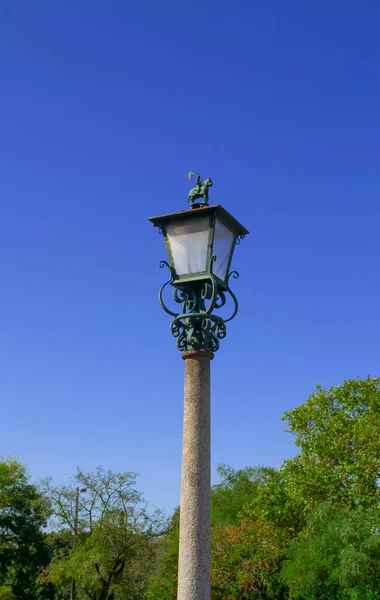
[158,262,240,352]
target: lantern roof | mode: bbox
[149,204,249,237]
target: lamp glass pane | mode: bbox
[166,217,209,275]
[212,219,235,281]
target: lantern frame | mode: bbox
[149,203,249,352]
[149,204,248,290]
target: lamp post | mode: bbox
[71,486,87,600]
[149,176,248,600]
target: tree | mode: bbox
[147,510,179,600]
[281,502,380,599]
[150,376,380,599]
[148,466,285,600]
[242,470,303,537]
[281,376,380,512]
[41,467,165,600]
[243,377,380,542]
[211,517,288,599]
[211,464,279,527]
[0,459,51,599]
[0,587,15,600]
[44,531,72,600]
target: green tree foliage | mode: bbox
[245,377,380,539]
[3,376,380,600]
[210,377,380,598]
[211,464,278,527]
[209,465,291,598]
[147,510,179,600]
[148,465,283,599]
[0,587,15,600]
[242,469,302,535]
[0,459,51,600]
[41,467,165,600]
[281,502,380,600]
[211,517,288,599]
[281,376,380,511]
[44,531,74,600]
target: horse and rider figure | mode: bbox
[187,172,213,205]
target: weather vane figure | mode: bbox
[186,171,213,206]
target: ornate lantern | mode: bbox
[149,176,249,352]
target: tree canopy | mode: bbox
[40,467,165,600]
[2,376,380,599]
[0,459,51,600]
[281,376,380,511]
[281,502,380,599]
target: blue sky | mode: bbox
[1,0,379,513]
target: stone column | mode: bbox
[177,349,214,600]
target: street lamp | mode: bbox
[149,175,248,600]
[71,487,87,600]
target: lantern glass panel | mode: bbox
[212,219,235,281]
[166,217,209,275]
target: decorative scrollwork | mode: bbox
[203,274,218,314]
[157,263,241,352]
[235,234,246,245]
[158,261,178,317]
[173,285,197,313]
[224,271,239,323]
[215,290,226,309]
[170,312,227,352]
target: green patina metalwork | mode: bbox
[158,261,240,352]
[187,173,213,206]
[150,205,248,290]
[149,191,249,353]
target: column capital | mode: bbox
[182,349,214,362]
